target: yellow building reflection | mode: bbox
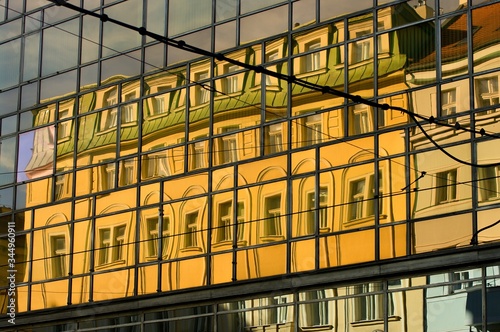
[4,1,499,331]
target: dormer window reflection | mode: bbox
[101,88,118,131]
[294,26,329,77]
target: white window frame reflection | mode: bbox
[144,150,169,178]
[192,70,210,106]
[100,162,116,191]
[146,216,171,258]
[294,26,329,77]
[475,75,500,121]
[97,224,126,267]
[478,165,500,202]
[261,193,285,242]
[302,113,323,146]
[151,86,172,116]
[350,104,372,135]
[190,141,206,170]
[219,126,239,164]
[476,76,499,110]
[222,64,239,95]
[100,88,119,131]
[299,290,331,328]
[214,200,244,244]
[305,187,328,235]
[441,88,457,120]
[434,169,457,204]
[266,123,284,154]
[352,283,385,322]
[54,173,67,200]
[50,234,67,278]
[120,159,135,186]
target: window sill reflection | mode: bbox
[300,325,334,331]
[350,315,401,327]
[94,259,126,270]
[260,235,286,243]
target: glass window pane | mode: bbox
[320,0,372,22]
[240,6,288,45]
[40,70,77,101]
[0,38,21,89]
[216,0,237,22]
[42,19,79,76]
[0,18,22,42]
[23,32,40,82]
[81,15,100,64]
[241,0,285,14]
[472,3,500,73]
[0,88,19,117]
[146,0,166,35]
[0,136,16,185]
[168,0,212,36]
[293,0,316,28]
[102,0,142,57]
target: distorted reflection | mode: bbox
[0,3,497,331]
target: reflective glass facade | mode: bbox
[1,0,500,330]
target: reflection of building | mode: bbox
[0,0,500,331]
[406,3,500,331]
[0,208,26,315]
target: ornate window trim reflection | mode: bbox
[53,171,71,200]
[145,215,171,259]
[56,102,74,143]
[48,233,68,279]
[474,74,500,120]
[478,165,500,202]
[182,210,200,249]
[119,159,136,186]
[294,25,330,78]
[95,224,127,268]
[99,87,119,132]
[189,140,207,170]
[265,123,285,155]
[190,61,211,108]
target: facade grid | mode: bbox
[0,0,500,331]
